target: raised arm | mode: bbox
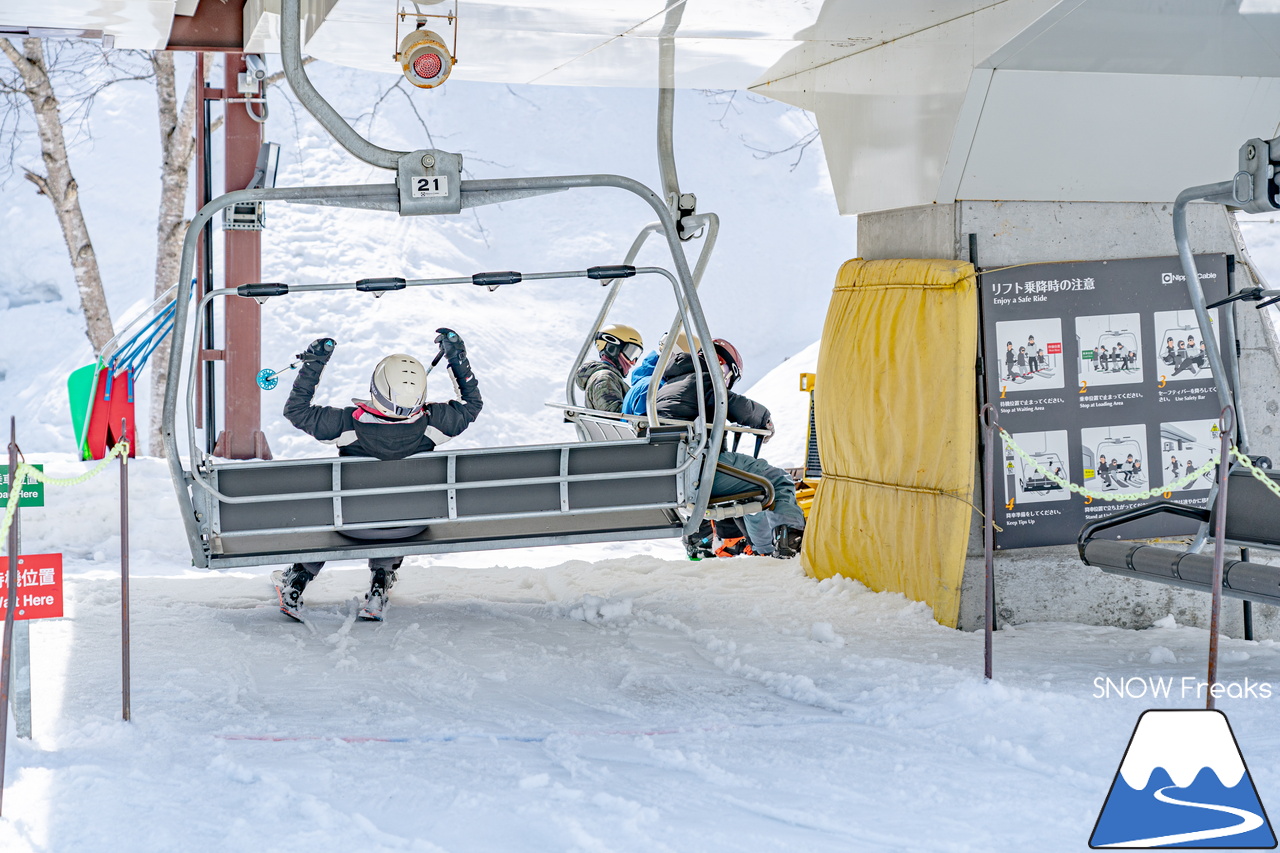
[423,327,483,440]
[283,337,349,441]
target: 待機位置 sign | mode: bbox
[0,553,63,620]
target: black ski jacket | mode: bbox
[284,351,482,460]
[653,352,771,429]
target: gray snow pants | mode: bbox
[294,525,423,577]
[712,451,806,555]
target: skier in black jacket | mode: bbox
[654,339,806,559]
[272,328,482,622]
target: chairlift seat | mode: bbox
[558,404,776,522]
[1079,467,1280,606]
[192,431,693,569]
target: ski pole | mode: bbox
[424,347,445,376]
[256,361,301,390]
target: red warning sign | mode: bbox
[0,553,64,621]
[1046,342,1063,355]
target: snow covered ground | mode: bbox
[5,457,1280,852]
[4,54,1280,853]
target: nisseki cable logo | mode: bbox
[1091,710,1276,848]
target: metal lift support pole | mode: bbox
[0,418,19,817]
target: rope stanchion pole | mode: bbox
[1206,406,1235,710]
[120,420,131,723]
[0,417,19,817]
[981,404,996,681]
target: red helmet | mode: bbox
[712,338,742,389]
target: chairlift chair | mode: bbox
[1019,451,1065,492]
[160,0,776,570]
[1096,330,1138,365]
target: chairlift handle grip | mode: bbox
[356,277,407,292]
[237,282,289,297]
[1206,287,1263,309]
[587,265,636,280]
[473,271,522,287]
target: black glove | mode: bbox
[297,337,336,364]
[435,327,466,360]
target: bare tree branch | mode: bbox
[147,50,200,455]
[0,37,115,351]
[741,127,820,172]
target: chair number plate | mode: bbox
[412,176,448,197]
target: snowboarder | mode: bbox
[1027,335,1038,372]
[1017,346,1027,376]
[1005,342,1017,381]
[575,323,643,413]
[653,338,805,559]
[273,330,483,622]
[1099,348,1109,372]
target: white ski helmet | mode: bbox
[362,353,428,418]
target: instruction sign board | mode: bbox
[0,465,43,508]
[0,553,63,620]
[980,254,1230,549]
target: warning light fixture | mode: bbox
[394,4,457,90]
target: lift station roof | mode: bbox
[3,0,1280,215]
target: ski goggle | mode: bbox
[599,333,643,363]
[718,357,740,388]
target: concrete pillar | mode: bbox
[855,200,1280,637]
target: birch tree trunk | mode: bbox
[148,51,199,456]
[0,38,114,351]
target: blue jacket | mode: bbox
[621,351,661,416]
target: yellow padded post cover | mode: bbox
[802,259,977,628]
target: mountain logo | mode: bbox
[1091,709,1276,848]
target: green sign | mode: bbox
[0,465,44,508]
[1081,349,1095,360]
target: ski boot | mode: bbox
[714,537,753,558]
[272,564,312,622]
[683,519,716,561]
[359,563,400,622]
[770,526,804,559]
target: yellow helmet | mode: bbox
[595,323,644,365]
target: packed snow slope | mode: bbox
[4,55,1280,853]
[4,458,1280,852]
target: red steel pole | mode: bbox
[120,420,131,722]
[1,417,20,816]
[214,53,271,460]
[1206,407,1235,710]
[982,406,996,681]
